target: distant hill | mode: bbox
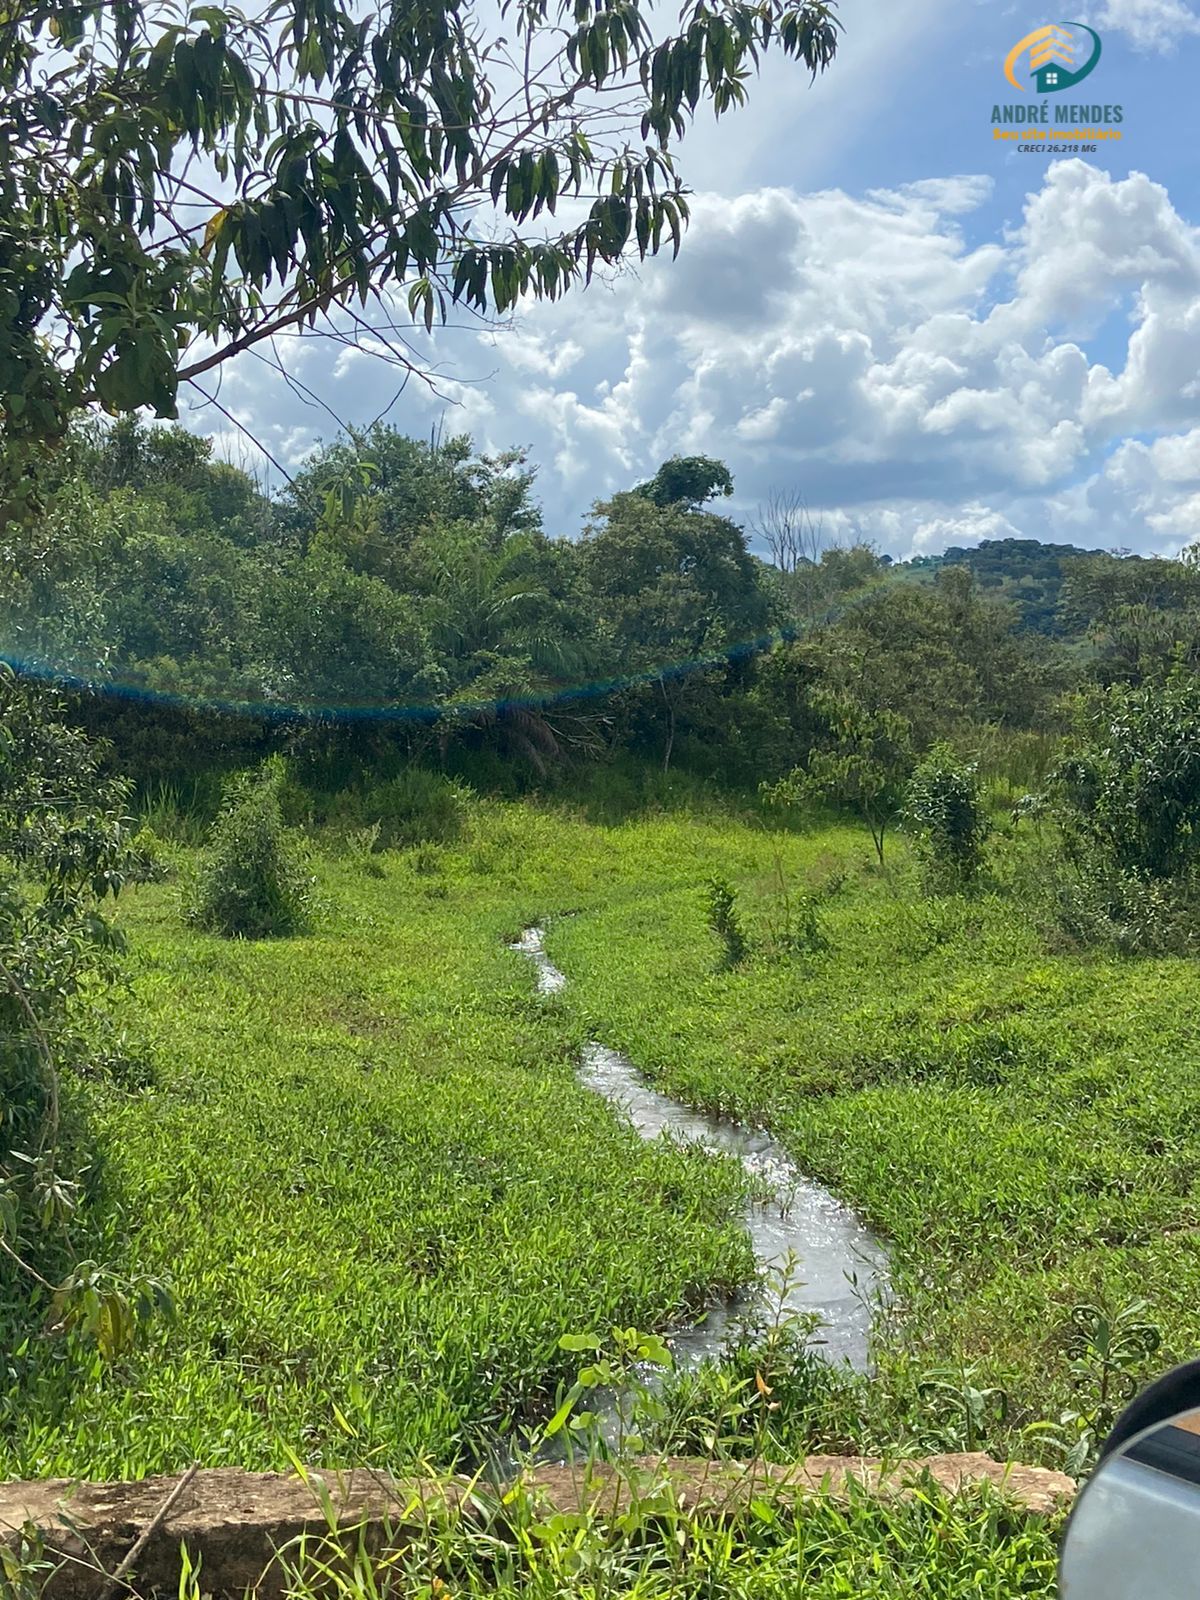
[899,538,1117,636]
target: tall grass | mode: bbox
[257,1467,1060,1600]
[972,727,1061,812]
[138,780,216,846]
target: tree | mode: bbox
[276,426,541,564]
[752,487,826,576]
[1059,554,1200,685]
[767,695,913,864]
[580,472,771,769]
[0,418,274,699]
[634,455,735,509]
[795,571,1065,744]
[919,538,1101,637]
[0,0,841,512]
[260,543,441,709]
[1050,680,1200,883]
[750,491,883,628]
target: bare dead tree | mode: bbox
[752,489,842,627]
[752,488,829,577]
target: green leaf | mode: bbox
[542,1392,577,1438]
[558,1332,602,1352]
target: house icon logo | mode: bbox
[1004,22,1102,92]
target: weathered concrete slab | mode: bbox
[518,1451,1077,1519]
[0,1468,479,1600]
[0,1454,1076,1599]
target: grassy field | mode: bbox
[541,806,1200,1460]
[259,1475,1060,1600]
[4,788,1194,1505]
[0,808,763,1480]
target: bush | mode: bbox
[360,769,471,848]
[1043,857,1197,957]
[0,670,175,1359]
[760,857,830,958]
[127,824,174,883]
[765,697,914,866]
[345,821,385,877]
[706,877,748,967]
[1049,680,1200,882]
[1034,682,1200,953]
[904,744,990,891]
[275,765,472,849]
[186,759,312,938]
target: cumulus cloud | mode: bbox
[1043,428,1200,555]
[1087,0,1200,52]
[895,506,1026,562]
[192,159,1200,560]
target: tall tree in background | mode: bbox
[581,461,769,770]
[0,0,841,514]
[753,488,825,577]
[801,568,1064,743]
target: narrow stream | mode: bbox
[513,926,888,1372]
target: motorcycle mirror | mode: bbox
[1060,1359,1200,1597]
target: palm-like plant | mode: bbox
[428,533,598,770]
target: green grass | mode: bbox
[539,811,1200,1458]
[0,810,759,1478]
[263,1476,1060,1600]
[4,789,1195,1506]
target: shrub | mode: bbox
[186,759,312,938]
[760,856,830,958]
[0,669,174,1359]
[345,821,385,877]
[1049,680,1200,882]
[904,744,990,891]
[361,769,471,848]
[1035,681,1200,953]
[127,824,174,882]
[1043,857,1196,957]
[765,697,914,865]
[706,877,748,967]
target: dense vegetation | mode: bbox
[8,789,1199,1482]
[4,420,1200,1594]
[7,417,1200,798]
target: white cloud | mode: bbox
[1044,429,1200,555]
[736,398,792,442]
[1087,0,1200,51]
[190,159,1200,558]
[498,334,585,380]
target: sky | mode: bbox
[182,0,1200,562]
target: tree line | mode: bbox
[11,417,1200,794]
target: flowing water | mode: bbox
[512,926,888,1372]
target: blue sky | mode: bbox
[183,0,1200,560]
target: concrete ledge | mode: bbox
[518,1451,1077,1519]
[0,1454,1076,1598]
